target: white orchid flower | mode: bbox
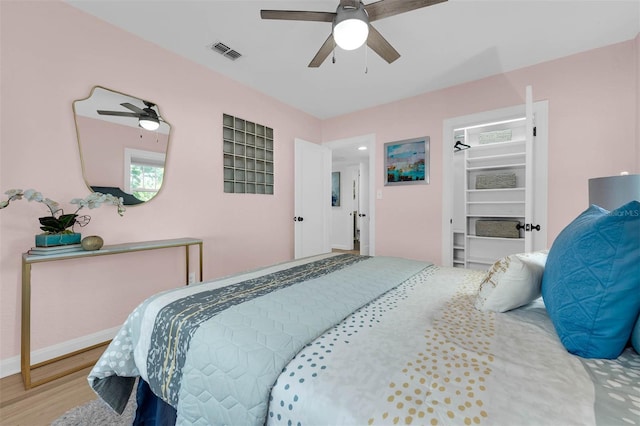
[23,189,43,202]
[0,189,126,232]
[43,198,60,215]
[5,189,24,200]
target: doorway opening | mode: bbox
[324,134,376,256]
[441,98,548,266]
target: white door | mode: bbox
[525,87,548,253]
[294,138,332,259]
[524,86,535,253]
[358,161,370,255]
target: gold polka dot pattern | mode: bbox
[369,271,494,425]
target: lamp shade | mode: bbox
[589,174,640,210]
[139,116,160,131]
[333,3,369,51]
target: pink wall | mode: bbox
[0,1,637,369]
[322,38,639,262]
[0,2,321,362]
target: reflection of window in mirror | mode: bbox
[124,148,165,202]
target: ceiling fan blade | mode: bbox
[367,24,400,64]
[260,10,335,22]
[120,102,147,115]
[365,0,447,22]
[308,34,336,68]
[97,110,140,117]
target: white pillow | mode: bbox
[474,250,548,313]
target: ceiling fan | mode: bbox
[261,0,447,68]
[97,101,163,130]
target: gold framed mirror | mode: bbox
[73,86,171,205]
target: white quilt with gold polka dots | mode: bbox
[267,266,640,426]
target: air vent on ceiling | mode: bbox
[209,41,242,61]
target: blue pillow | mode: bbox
[541,201,640,359]
[633,314,640,355]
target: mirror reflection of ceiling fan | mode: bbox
[97,101,163,131]
[261,0,447,68]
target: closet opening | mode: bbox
[442,98,548,269]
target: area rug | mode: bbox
[51,391,135,426]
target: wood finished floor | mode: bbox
[332,249,360,255]
[0,344,107,425]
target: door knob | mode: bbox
[358,213,367,217]
[293,216,304,222]
[516,223,541,232]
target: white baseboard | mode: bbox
[0,326,120,379]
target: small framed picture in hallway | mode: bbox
[331,171,340,206]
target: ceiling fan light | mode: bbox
[333,3,369,51]
[334,19,369,50]
[139,116,160,131]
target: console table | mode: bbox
[21,237,203,389]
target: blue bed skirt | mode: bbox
[134,379,176,426]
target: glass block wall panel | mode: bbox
[223,114,274,194]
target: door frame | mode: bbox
[324,134,376,256]
[441,101,548,265]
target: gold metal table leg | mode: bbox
[185,245,190,285]
[198,242,203,281]
[21,259,32,389]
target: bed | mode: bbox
[88,248,640,425]
[88,194,640,426]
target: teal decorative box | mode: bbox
[35,233,81,247]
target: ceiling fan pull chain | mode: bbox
[364,43,368,74]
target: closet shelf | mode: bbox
[467,152,525,163]
[467,188,524,193]
[468,139,526,151]
[466,214,525,218]
[467,201,525,205]
[467,235,525,241]
[466,163,525,171]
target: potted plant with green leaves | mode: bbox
[0,189,125,247]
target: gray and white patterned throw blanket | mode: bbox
[88,254,431,425]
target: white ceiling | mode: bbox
[73,86,171,134]
[66,0,639,121]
